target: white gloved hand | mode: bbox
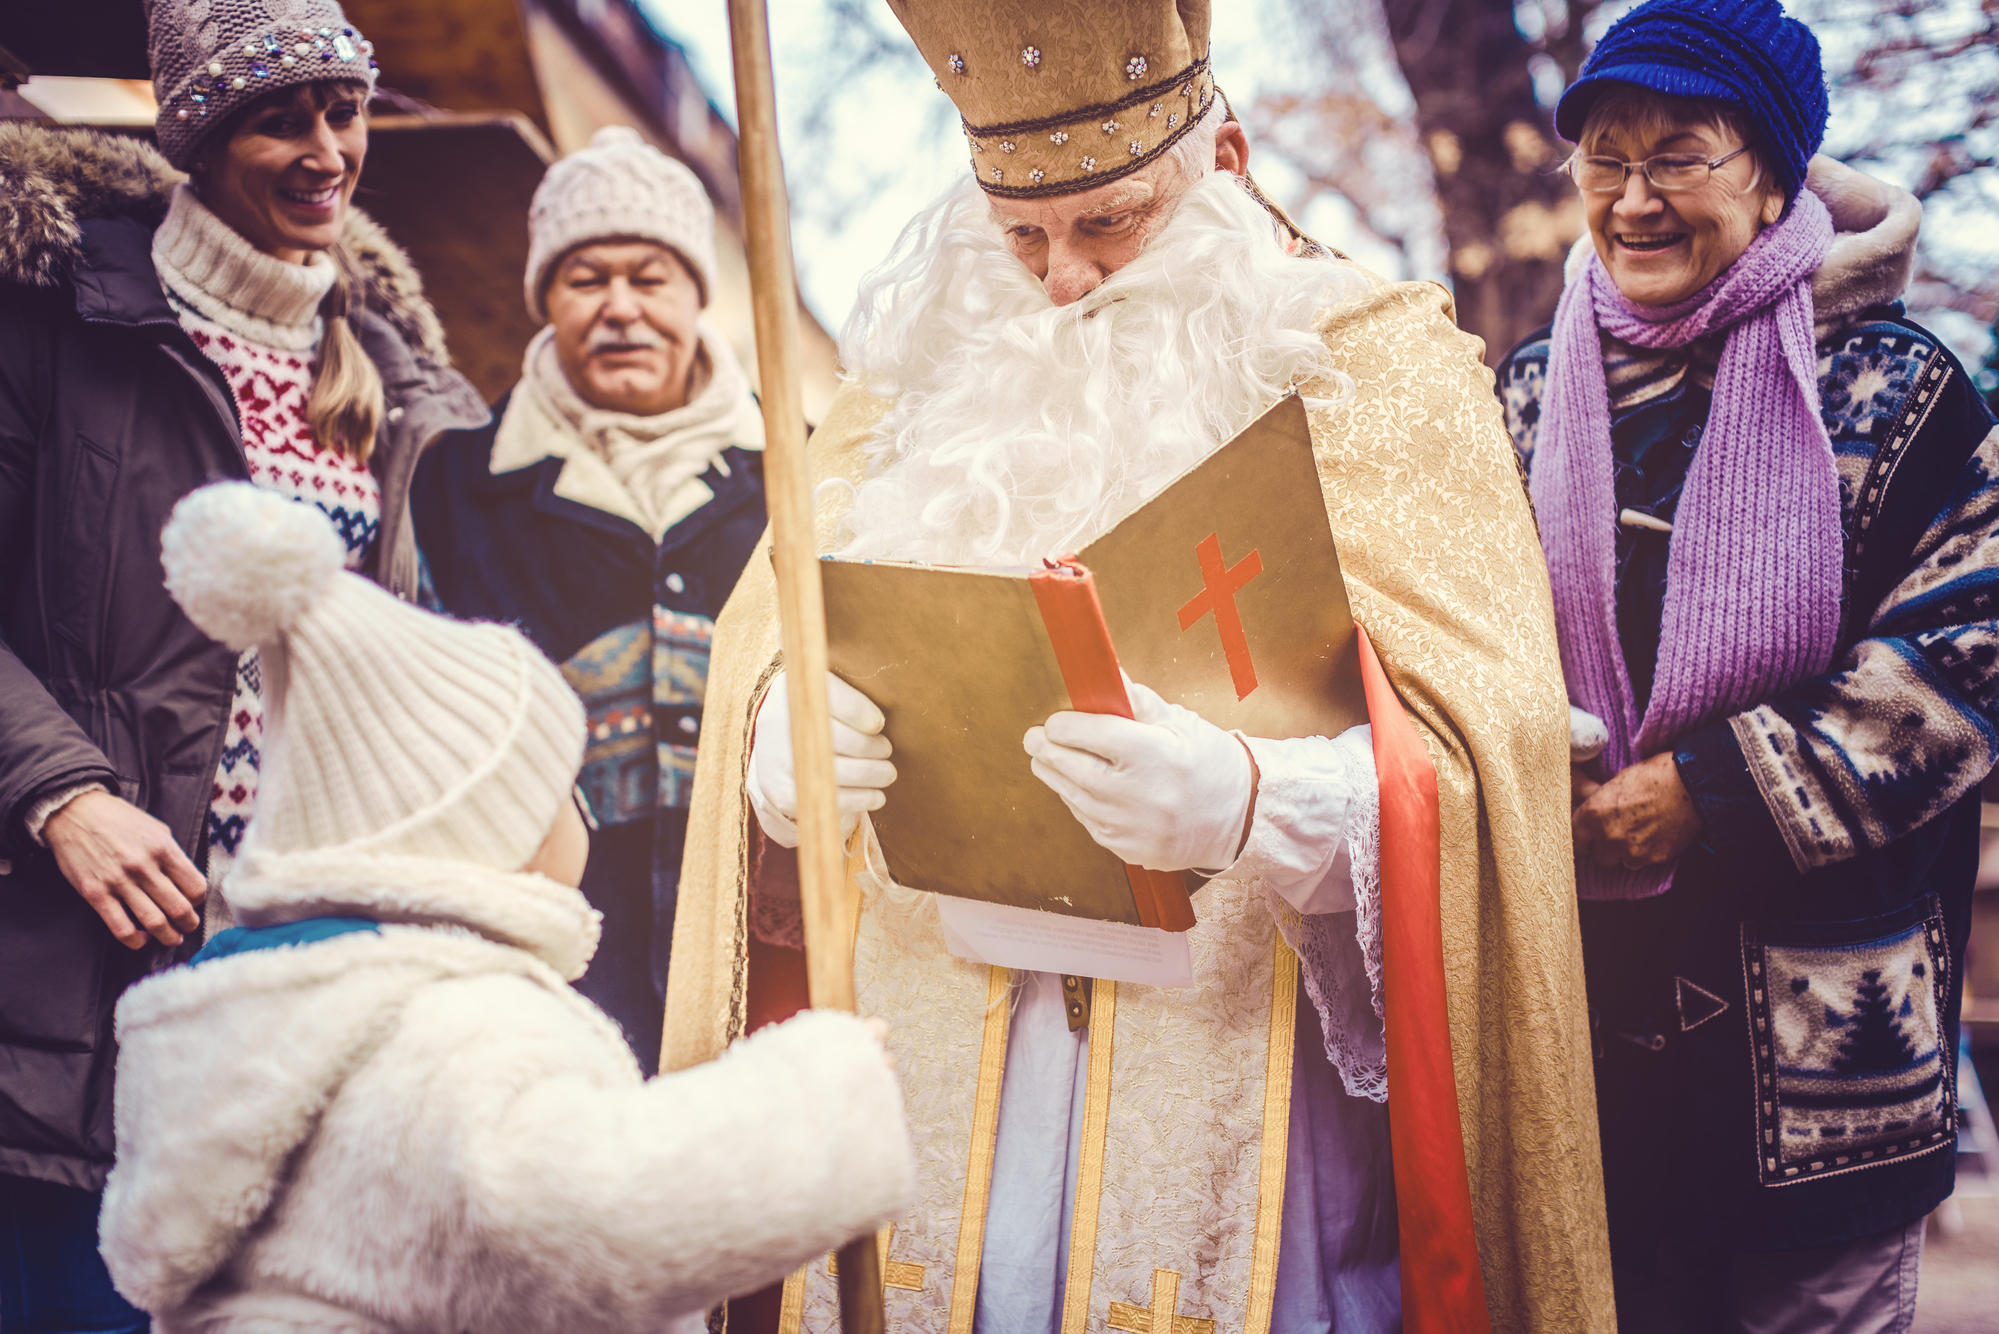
[745,670,896,849]
[1022,680,1253,873]
[1569,705,1609,763]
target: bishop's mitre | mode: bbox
[886,0,1217,200]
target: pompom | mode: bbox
[161,483,346,650]
[588,125,644,151]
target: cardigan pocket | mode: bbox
[1742,894,1956,1188]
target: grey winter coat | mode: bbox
[0,125,487,1189]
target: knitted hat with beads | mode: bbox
[1555,0,1826,203]
[524,125,719,322]
[160,483,585,872]
[147,0,379,171]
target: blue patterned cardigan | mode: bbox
[1500,308,1999,1250]
[1504,312,1999,885]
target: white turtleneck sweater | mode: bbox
[152,184,382,901]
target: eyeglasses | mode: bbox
[1566,145,1752,193]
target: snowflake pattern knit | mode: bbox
[151,185,379,890]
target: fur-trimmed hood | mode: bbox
[0,123,448,362]
[225,846,603,981]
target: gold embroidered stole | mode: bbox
[779,873,1296,1334]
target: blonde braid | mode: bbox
[307,274,385,466]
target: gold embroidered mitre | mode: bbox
[888,0,1217,198]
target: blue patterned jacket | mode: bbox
[1500,307,1999,1250]
[411,391,767,1074]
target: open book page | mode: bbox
[935,896,1194,987]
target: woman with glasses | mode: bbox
[1498,0,1999,1328]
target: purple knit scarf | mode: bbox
[1530,192,1839,899]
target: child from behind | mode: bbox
[98,483,914,1332]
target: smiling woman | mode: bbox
[194,80,370,263]
[0,2,487,1313]
[191,78,385,464]
[1496,0,1999,1326]
[1570,87,1784,307]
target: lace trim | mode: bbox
[1349,780,1385,1026]
[748,882,805,950]
[1265,779,1386,1102]
[746,820,806,950]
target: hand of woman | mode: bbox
[1571,751,1702,870]
[42,791,207,949]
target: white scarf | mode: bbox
[520,321,764,541]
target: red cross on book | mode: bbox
[1178,533,1265,701]
[821,395,1366,931]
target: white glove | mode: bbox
[1022,680,1252,873]
[745,670,896,849]
[1569,705,1609,763]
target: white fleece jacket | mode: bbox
[100,853,915,1334]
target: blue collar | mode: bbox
[190,916,380,965]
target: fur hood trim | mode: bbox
[102,925,625,1311]
[1560,153,1921,334]
[0,124,448,361]
[1804,154,1922,324]
[225,847,603,980]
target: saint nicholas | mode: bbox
[667,4,1615,1331]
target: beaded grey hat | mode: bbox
[147,0,379,170]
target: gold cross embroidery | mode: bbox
[1107,1269,1215,1334]
[826,1223,925,1293]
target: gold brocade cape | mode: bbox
[664,276,1615,1333]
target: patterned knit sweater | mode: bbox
[1501,310,1999,876]
[151,186,380,893]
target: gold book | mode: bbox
[821,394,1365,926]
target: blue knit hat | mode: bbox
[1555,0,1828,203]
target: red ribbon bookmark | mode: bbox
[1029,557,1197,933]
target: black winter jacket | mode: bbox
[0,126,486,1189]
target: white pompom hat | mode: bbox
[161,483,586,871]
[523,125,719,322]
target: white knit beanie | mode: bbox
[524,125,719,322]
[160,483,586,871]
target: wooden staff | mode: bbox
[724,3,886,1332]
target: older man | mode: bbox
[413,126,765,1074]
[667,4,1613,1331]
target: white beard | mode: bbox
[834,171,1366,567]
